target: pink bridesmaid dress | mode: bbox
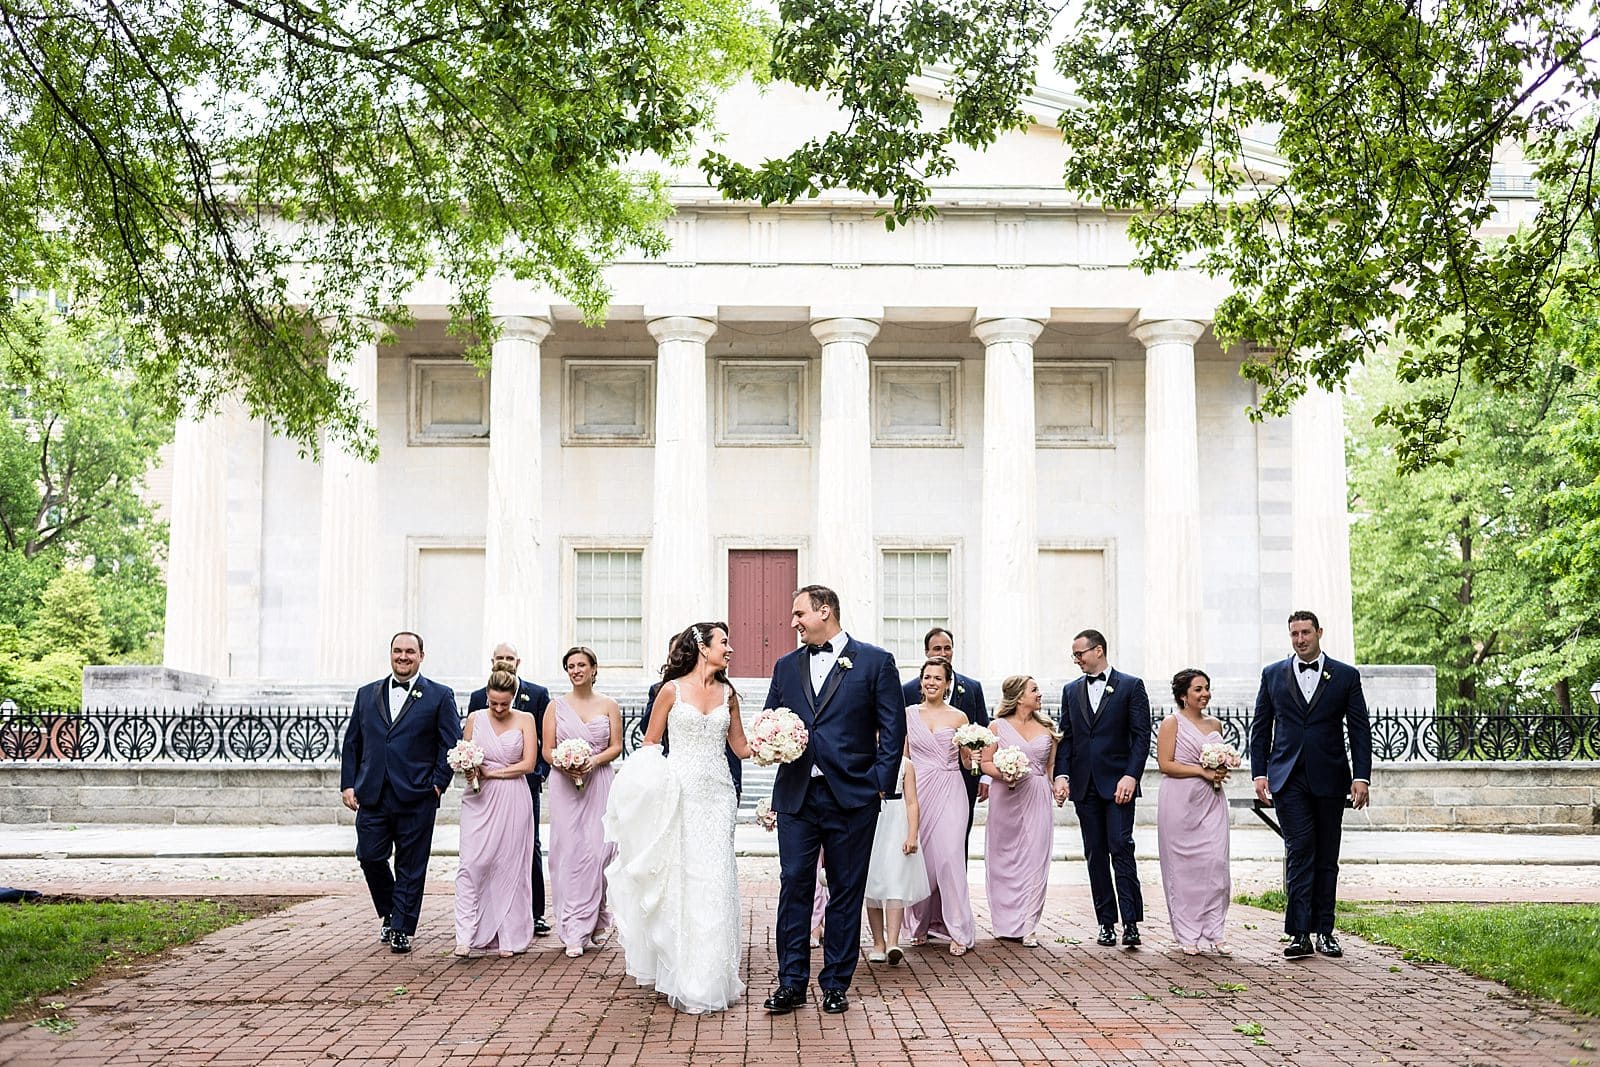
[548,698,617,949]
[983,718,1053,939]
[453,709,535,953]
[903,707,977,949]
[1156,716,1232,946]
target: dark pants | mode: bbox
[1275,762,1345,935]
[963,769,981,853]
[1075,789,1143,926]
[354,781,439,936]
[529,777,546,919]
[775,776,879,992]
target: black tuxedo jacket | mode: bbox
[902,671,989,727]
[1051,669,1152,800]
[468,677,550,779]
[340,674,462,807]
[764,636,905,813]
[1250,656,1372,796]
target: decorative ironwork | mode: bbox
[0,702,1594,762]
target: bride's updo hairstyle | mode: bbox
[659,622,739,698]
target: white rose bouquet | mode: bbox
[446,739,486,792]
[1198,741,1242,792]
[748,707,809,766]
[992,744,1031,786]
[550,738,595,790]
[755,796,778,831]
[951,722,999,776]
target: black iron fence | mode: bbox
[0,703,1595,762]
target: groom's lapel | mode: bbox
[812,639,855,720]
[796,654,819,717]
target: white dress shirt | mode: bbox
[1294,654,1324,703]
[1086,666,1113,715]
[387,675,415,722]
[807,631,847,777]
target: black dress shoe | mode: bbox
[1096,924,1117,946]
[389,931,412,954]
[1121,923,1142,947]
[534,917,552,937]
[821,989,849,1014]
[1315,933,1343,958]
[763,986,807,1014]
[1284,934,1314,958]
[379,920,393,945]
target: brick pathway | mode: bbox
[1,884,1595,1067]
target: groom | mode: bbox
[764,585,904,1015]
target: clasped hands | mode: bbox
[1052,774,1138,806]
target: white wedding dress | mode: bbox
[603,683,744,1014]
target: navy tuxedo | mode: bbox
[1052,669,1151,927]
[764,636,904,993]
[647,679,745,798]
[340,674,462,936]
[1250,655,1372,936]
[903,671,988,834]
[469,677,550,920]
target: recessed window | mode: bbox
[881,549,951,664]
[574,549,644,665]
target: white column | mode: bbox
[315,323,380,680]
[1133,317,1207,682]
[482,311,553,664]
[973,310,1048,679]
[645,307,717,660]
[810,307,881,639]
[1291,384,1355,661]
[163,407,229,677]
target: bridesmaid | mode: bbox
[545,646,624,958]
[1156,667,1233,955]
[903,657,978,955]
[454,669,539,957]
[979,675,1058,947]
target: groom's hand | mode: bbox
[1113,775,1137,804]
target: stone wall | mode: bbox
[3,759,1594,832]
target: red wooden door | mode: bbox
[728,550,799,677]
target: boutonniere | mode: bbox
[407,687,421,701]
[838,656,853,670]
[1321,671,1330,681]
[956,684,966,695]
[1105,684,1116,694]
[517,693,528,703]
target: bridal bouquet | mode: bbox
[748,707,809,766]
[992,745,1030,786]
[1198,742,1242,791]
[755,797,778,832]
[446,739,486,792]
[550,738,595,790]
[952,722,999,776]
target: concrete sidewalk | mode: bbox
[4,822,1597,864]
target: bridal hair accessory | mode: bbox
[691,625,706,646]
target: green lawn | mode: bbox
[1234,891,1600,1016]
[0,898,285,1020]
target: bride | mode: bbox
[603,622,752,1014]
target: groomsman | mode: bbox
[902,628,989,838]
[1251,610,1372,959]
[1052,629,1150,948]
[340,631,461,954]
[467,642,552,936]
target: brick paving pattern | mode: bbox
[2,882,1596,1067]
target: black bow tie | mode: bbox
[1087,672,1107,683]
[391,677,413,690]
[806,641,834,656]
[1297,660,1319,673]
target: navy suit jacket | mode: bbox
[468,677,550,780]
[340,675,462,807]
[1250,656,1372,797]
[646,679,744,796]
[764,637,905,814]
[1051,669,1152,800]
[902,671,989,727]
